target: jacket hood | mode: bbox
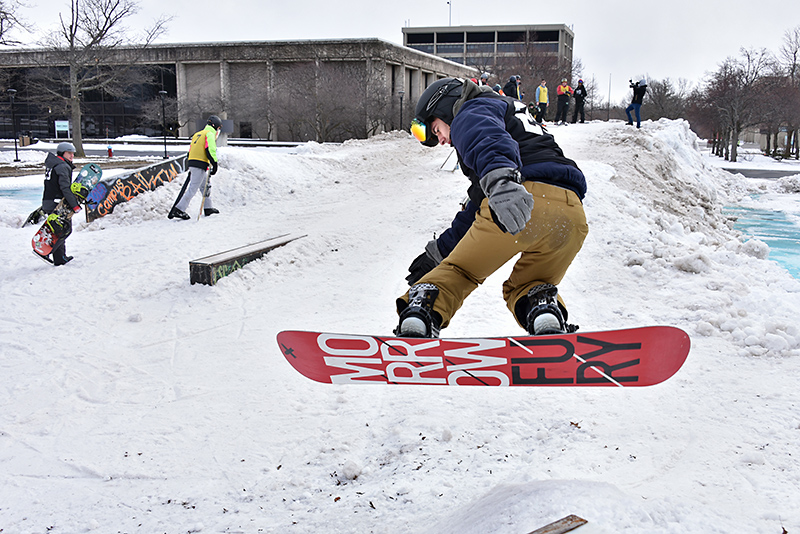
[452,79,495,118]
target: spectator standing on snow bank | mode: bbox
[534,80,548,123]
[169,115,223,220]
[626,79,647,128]
[503,75,522,100]
[555,78,573,125]
[571,79,588,124]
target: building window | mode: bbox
[240,121,252,138]
[437,32,465,44]
[408,44,434,54]
[497,31,526,42]
[466,32,494,43]
[466,43,494,54]
[436,44,464,55]
[407,32,434,44]
[530,30,560,42]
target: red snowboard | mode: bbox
[276,326,690,387]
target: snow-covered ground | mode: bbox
[1,119,799,533]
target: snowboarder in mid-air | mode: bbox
[169,115,223,220]
[399,78,589,338]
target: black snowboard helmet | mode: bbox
[411,78,465,147]
[207,115,223,129]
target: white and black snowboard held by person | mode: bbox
[40,142,81,266]
[168,115,223,220]
[400,78,589,338]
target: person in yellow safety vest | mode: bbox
[534,80,548,123]
[168,115,223,220]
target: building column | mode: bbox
[176,61,189,137]
[218,60,230,145]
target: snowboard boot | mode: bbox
[395,283,442,338]
[204,207,219,216]
[168,207,191,220]
[524,283,574,335]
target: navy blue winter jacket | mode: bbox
[436,93,587,258]
[451,94,586,205]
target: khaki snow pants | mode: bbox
[400,181,588,330]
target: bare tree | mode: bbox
[33,0,169,156]
[0,0,26,45]
[503,36,565,101]
[705,48,775,162]
[779,26,800,83]
[778,26,800,158]
[645,78,691,120]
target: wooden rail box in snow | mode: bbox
[189,234,305,286]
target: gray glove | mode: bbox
[479,168,534,235]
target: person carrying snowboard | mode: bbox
[168,115,223,220]
[399,78,588,338]
[41,142,81,265]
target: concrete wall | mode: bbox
[0,39,477,141]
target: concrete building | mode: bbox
[402,24,574,75]
[0,39,476,142]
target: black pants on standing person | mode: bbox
[572,100,585,123]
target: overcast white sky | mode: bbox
[17,0,800,103]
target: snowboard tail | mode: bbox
[277,326,690,387]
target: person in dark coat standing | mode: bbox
[503,75,522,100]
[626,78,647,128]
[41,142,80,265]
[571,79,588,123]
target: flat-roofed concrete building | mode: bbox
[402,24,574,75]
[0,38,476,142]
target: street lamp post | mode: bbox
[7,88,20,162]
[159,90,168,159]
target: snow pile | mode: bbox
[0,147,48,165]
[553,120,800,357]
[1,120,799,533]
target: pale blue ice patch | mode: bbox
[724,205,800,279]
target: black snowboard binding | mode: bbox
[395,283,442,338]
[524,283,576,335]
